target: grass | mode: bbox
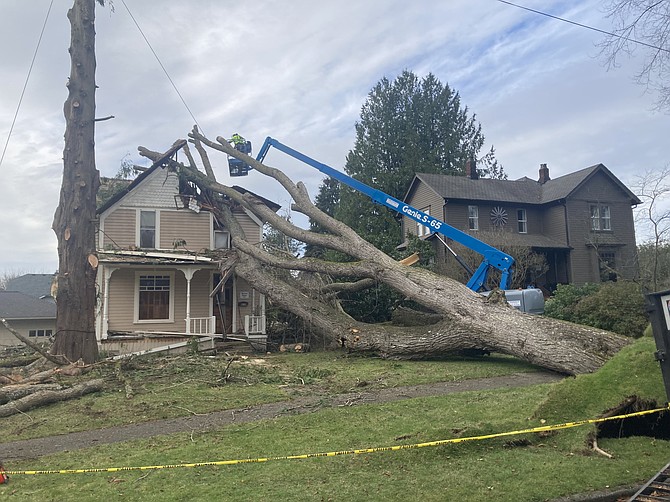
[1,350,538,441]
[1,339,669,501]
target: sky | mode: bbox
[0,0,668,275]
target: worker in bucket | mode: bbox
[229,133,247,150]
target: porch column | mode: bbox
[180,268,197,335]
[102,267,118,339]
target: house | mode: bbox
[6,273,57,299]
[0,291,56,347]
[402,162,641,289]
[95,147,280,356]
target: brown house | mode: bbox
[95,156,280,356]
[402,163,641,289]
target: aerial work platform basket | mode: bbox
[228,140,252,177]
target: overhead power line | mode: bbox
[0,0,55,170]
[119,0,203,133]
[497,0,670,53]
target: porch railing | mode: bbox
[189,316,216,335]
[244,315,266,336]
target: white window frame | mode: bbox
[517,208,527,234]
[468,205,479,231]
[590,204,611,231]
[134,271,174,324]
[416,207,431,237]
[214,230,231,249]
[136,209,160,249]
[601,205,611,231]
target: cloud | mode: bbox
[0,0,668,273]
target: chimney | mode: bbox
[538,163,550,184]
[465,158,479,180]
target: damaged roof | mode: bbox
[97,139,280,214]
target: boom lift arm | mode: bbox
[255,137,514,291]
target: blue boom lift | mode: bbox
[230,136,543,311]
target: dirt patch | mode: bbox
[2,371,562,461]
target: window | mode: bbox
[417,207,431,237]
[590,205,611,231]
[598,250,617,282]
[28,329,52,337]
[137,274,172,321]
[139,210,156,248]
[468,205,479,230]
[601,206,611,230]
[517,209,527,234]
[214,230,230,249]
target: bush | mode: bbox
[544,281,647,337]
[543,283,601,321]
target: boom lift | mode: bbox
[235,136,543,311]
[255,137,514,292]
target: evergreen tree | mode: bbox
[308,70,501,322]
[335,70,501,254]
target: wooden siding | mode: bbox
[0,319,55,347]
[159,210,212,250]
[565,172,638,284]
[106,266,216,333]
[121,168,180,209]
[101,208,136,249]
[236,211,263,245]
[542,203,568,244]
[403,182,444,237]
[233,276,263,333]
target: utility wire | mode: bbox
[0,0,55,170]
[119,0,204,134]
[497,0,670,53]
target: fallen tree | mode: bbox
[138,128,630,375]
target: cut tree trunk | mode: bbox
[51,0,100,364]
[0,379,104,418]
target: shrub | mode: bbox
[543,283,601,322]
[544,281,647,337]
[574,281,647,337]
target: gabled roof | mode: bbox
[97,140,280,214]
[0,291,56,320]
[6,274,56,298]
[410,164,641,206]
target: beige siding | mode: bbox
[233,277,263,333]
[235,211,262,245]
[190,269,213,318]
[0,319,55,347]
[159,210,212,250]
[105,266,217,334]
[101,208,136,249]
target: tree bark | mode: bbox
[138,129,631,376]
[0,379,103,418]
[51,0,100,364]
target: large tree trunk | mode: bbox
[138,129,630,376]
[51,0,100,364]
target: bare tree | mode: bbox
[138,128,630,375]
[634,164,670,290]
[598,0,670,110]
[51,0,105,364]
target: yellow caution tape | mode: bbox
[5,403,669,476]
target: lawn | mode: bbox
[1,338,669,501]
